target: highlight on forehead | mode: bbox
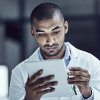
[30,3,64,26]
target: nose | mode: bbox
[46,35,55,45]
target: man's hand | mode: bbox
[67,67,91,98]
[24,69,58,100]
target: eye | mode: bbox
[37,33,46,37]
[53,30,60,35]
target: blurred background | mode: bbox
[0,0,100,99]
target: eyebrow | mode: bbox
[52,26,61,31]
[36,29,45,32]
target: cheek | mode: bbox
[36,37,46,47]
[55,33,65,43]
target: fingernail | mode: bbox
[52,88,55,92]
[50,75,54,79]
[55,81,58,85]
[50,87,55,92]
[69,67,72,70]
[39,69,43,74]
[68,72,72,75]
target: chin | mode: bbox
[45,51,59,56]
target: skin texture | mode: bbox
[25,14,91,100]
[31,14,68,59]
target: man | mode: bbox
[9,2,100,100]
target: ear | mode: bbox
[64,21,68,34]
[31,26,35,36]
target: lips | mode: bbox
[45,47,58,52]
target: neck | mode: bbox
[41,43,66,60]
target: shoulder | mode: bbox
[76,46,99,64]
[67,42,99,60]
[11,59,28,79]
[67,42,100,66]
[12,48,40,74]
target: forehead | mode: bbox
[33,15,64,29]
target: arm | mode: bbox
[88,54,100,100]
[9,67,26,100]
[81,55,100,100]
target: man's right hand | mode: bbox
[24,69,58,100]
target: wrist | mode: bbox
[24,95,29,100]
[24,94,32,100]
[82,87,92,99]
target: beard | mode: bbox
[40,42,64,57]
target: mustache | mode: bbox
[44,44,58,47]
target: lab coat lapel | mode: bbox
[66,42,81,97]
[66,42,79,69]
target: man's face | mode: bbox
[31,15,68,56]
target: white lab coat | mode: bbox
[9,42,100,100]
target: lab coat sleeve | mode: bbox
[88,54,100,100]
[9,66,26,100]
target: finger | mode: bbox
[68,71,90,77]
[67,76,90,83]
[33,81,58,92]
[68,81,88,86]
[27,69,43,85]
[38,87,55,95]
[69,67,88,73]
[29,75,54,88]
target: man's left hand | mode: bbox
[67,67,91,98]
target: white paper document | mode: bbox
[25,59,75,98]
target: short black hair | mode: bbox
[30,2,64,26]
